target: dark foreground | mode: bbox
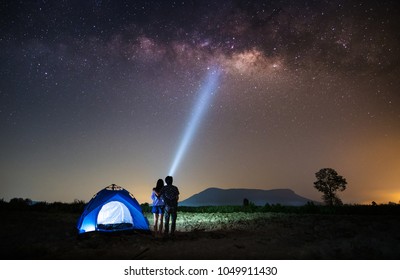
[1,210,399,259]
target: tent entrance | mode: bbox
[97,201,133,231]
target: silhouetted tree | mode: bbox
[313,168,347,206]
[243,198,249,207]
[9,198,32,209]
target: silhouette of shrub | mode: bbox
[140,203,151,213]
[301,201,319,214]
[30,201,49,211]
[0,198,6,210]
[9,198,32,210]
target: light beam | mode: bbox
[168,67,221,176]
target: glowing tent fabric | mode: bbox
[77,185,149,234]
[97,201,133,225]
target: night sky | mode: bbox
[1,0,399,205]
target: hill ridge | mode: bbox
[179,187,316,206]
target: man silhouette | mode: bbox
[161,176,180,237]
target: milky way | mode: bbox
[1,0,399,204]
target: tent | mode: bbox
[77,184,149,234]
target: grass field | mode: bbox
[1,203,400,259]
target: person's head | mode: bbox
[154,179,164,192]
[165,176,173,185]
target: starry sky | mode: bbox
[1,0,399,205]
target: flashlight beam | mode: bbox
[168,67,221,176]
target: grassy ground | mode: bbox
[1,209,399,259]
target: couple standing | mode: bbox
[151,176,179,238]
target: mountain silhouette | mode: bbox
[179,187,316,206]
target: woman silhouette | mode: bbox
[150,179,165,236]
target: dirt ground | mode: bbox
[1,210,399,260]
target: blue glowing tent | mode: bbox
[77,184,149,234]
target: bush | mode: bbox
[0,198,6,210]
[8,198,32,210]
[300,201,319,214]
[141,203,151,213]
